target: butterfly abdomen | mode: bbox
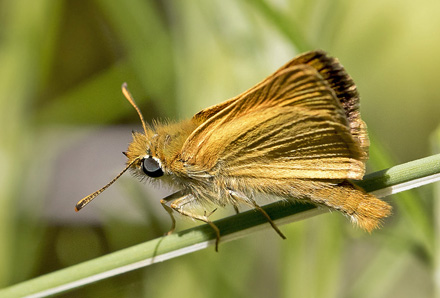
[309,180,391,231]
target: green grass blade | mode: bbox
[369,135,434,258]
[1,153,440,298]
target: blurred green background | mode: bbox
[1,0,440,297]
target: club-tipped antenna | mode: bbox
[121,83,148,135]
[75,157,140,212]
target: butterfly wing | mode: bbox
[181,52,368,181]
[194,50,368,159]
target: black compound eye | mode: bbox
[142,157,164,178]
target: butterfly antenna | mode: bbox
[75,157,140,211]
[121,83,148,135]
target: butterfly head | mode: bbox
[124,130,165,180]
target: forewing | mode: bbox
[193,50,368,159]
[180,64,366,180]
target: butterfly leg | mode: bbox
[229,190,286,240]
[160,191,190,235]
[205,208,218,218]
[160,200,177,236]
[162,192,221,251]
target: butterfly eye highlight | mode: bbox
[142,157,164,178]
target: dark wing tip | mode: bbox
[291,51,360,119]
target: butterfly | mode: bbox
[76,50,391,251]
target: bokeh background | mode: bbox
[1,0,440,297]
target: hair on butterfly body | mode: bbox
[76,50,391,251]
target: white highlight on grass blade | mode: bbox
[24,241,213,298]
[371,173,440,199]
[23,208,324,298]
